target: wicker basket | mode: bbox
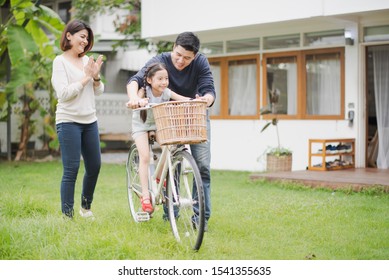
[152,100,207,145]
[266,154,292,172]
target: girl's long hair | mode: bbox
[140,63,168,122]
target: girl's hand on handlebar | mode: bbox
[126,98,149,109]
[138,98,149,107]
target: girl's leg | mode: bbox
[134,133,152,207]
[80,121,101,211]
[56,122,82,217]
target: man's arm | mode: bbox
[196,93,214,107]
[196,55,216,107]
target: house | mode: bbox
[139,0,389,172]
[2,0,389,173]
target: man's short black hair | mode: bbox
[175,32,200,54]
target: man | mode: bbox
[127,32,216,231]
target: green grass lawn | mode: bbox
[0,160,388,260]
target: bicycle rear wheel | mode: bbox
[126,144,145,222]
[166,150,205,250]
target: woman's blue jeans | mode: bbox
[56,121,101,217]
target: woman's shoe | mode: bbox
[141,197,154,214]
[79,208,95,220]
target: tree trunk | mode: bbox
[14,89,34,161]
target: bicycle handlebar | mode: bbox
[130,99,205,112]
[131,103,158,112]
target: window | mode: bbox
[42,1,72,23]
[209,55,259,119]
[209,61,221,116]
[226,38,260,53]
[58,1,71,23]
[304,30,344,47]
[264,55,298,115]
[201,42,223,55]
[263,34,300,50]
[208,48,344,120]
[228,59,258,116]
[262,48,344,120]
[364,25,389,42]
[305,51,343,116]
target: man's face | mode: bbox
[171,45,196,71]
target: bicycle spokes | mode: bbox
[166,150,205,250]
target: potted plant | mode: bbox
[260,88,292,172]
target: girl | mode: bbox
[129,63,189,214]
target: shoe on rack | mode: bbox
[328,145,338,154]
[336,144,346,153]
[141,197,154,214]
[344,145,352,153]
[325,145,334,154]
[79,208,95,220]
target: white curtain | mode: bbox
[287,64,297,114]
[228,63,257,115]
[372,45,389,169]
[306,59,340,115]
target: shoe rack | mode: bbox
[308,138,355,171]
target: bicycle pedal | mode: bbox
[136,212,150,222]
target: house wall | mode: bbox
[141,0,388,39]
[139,0,389,172]
[211,119,355,171]
[3,1,388,172]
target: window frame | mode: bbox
[208,54,260,120]
[262,47,345,121]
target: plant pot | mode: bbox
[266,153,292,172]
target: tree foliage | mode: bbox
[0,0,172,161]
[0,0,64,160]
[71,0,173,53]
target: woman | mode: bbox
[51,20,104,219]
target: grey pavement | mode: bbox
[101,152,128,164]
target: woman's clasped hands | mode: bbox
[85,55,103,81]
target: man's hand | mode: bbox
[195,93,214,107]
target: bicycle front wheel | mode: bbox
[126,143,144,222]
[166,150,205,251]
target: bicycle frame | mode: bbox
[131,105,182,208]
[127,100,206,250]
[150,143,185,208]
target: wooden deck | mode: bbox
[250,168,389,192]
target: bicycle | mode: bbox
[126,100,207,250]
